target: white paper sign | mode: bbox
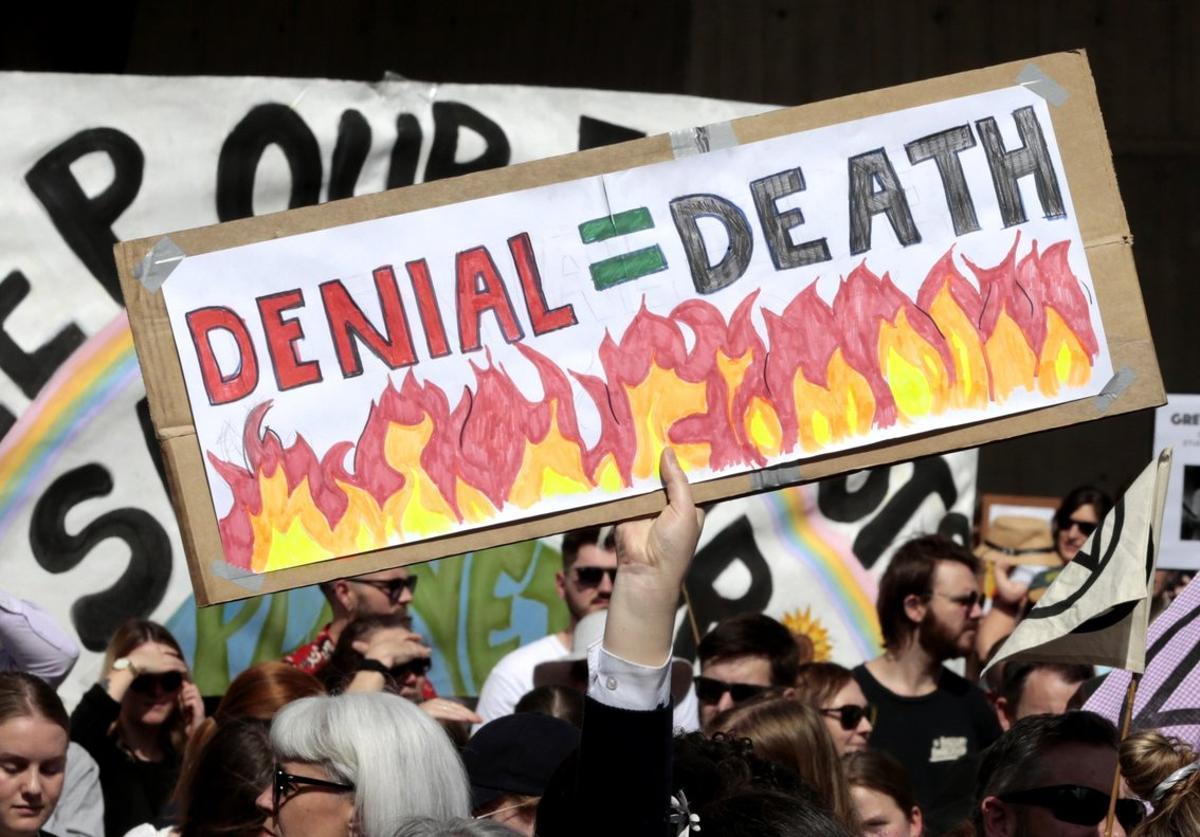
[159,85,1112,575]
[1155,394,1200,569]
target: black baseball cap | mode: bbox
[462,713,581,810]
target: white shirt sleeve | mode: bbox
[0,589,80,687]
[473,655,530,733]
[586,640,671,712]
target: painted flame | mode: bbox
[213,235,1101,571]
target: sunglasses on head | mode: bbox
[999,784,1144,831]
[272,765,354,814]
[694,676,769,705]
[129,670,184,695]
[573,566,618,588]
[820,703,876,731]
[352,575,418,602]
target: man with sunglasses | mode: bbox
[854,535,1002,835]
[975,711,1142,836]
[475,527,618,729]
[694,612,801,732]
[283,567,418,676]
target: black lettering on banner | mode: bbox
[669,194,754,295]
[817,469,891,522]
[216,103,322,222]
[0,271,85,397]
[328,109,371,201]
[975,106,1066,227]
[30,464,172,652]
[848,148,921,256]
[674,515,772,661]
[750,168,832,270]
[577,115,645,151]
[0,405,14,440]
[386,114,423,190]
[25,128,144,303]
[424,102,511,182]
[937,511,972,548]
[905,125,981,236]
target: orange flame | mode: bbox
[213,236,1101,571]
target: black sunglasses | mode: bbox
[694,676,769,705]
[820,703,876,731]
[272,766,355,814]
[352,576,418,602]
[573,567,618,588]
[999,784,1144,831]
[129,670,184,695]
[1060,517,1099,537]
[924,590,986,609]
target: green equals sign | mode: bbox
[577,206,668,290]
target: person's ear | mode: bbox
[909,804,924,837]
[994,696,1013,731]
[346,809,359,837]
[903,593,928,624]
[780,686,797,700]
[555,570,567,600]
[332,580,356,615]
[980,796,1012,836]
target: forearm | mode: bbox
[603,571,678,668]
[0,591,80,686]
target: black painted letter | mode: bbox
[905,125,981,236]
[975,106,1066,227]
[848,148,921,256]
[750,168,831,270]
[670,194,754,294]
[216,104,322,222]
[425,102,510,182]
[0,271,85,398]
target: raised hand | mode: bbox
[353,627,431,668]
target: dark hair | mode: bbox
[999,661,1093,713]
[321,612,413,694]
[844,749,917,815]
[698,791,852,837]
[974,711,1118,827]
[514,684,584,728]
[177,718,272,837]
[876,535,980,649]
[793,662,855,707]
[1053,486,1113,540]
[560,526,615,571]
[102,619,189,752]
[697,614,801,687]
[0,671,69,731]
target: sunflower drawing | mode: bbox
[782,607,833,662]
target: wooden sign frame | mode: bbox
[117,51,1163,605]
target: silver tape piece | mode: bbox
[1016,63,1069,107]
[751,463,806,492]
[1093,366,1135,413]
[133,236,186,292]
[210,560,266,593]
[670,121,739,159]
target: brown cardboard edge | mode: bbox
[117,50,1161,605]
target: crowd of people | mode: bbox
[2,454,1198,837]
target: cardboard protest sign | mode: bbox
[1154,394,1200,570]
[120,52,1163,605]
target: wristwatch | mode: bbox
[355,658,392,676]
[112,657,139,676]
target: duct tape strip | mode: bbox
[133,236,186,292]
[669,120,739,159]
[1016,63,1069,107]
[210,560,265,593]
[1093,366,1135,413]
[751,463,806,492]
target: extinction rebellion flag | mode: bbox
[983,449,1171,674]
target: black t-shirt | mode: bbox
[853,664,1001,836]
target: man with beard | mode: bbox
[854,535,1001,835]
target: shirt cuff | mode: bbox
[586,640,672,712]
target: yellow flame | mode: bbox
[593,454,625,492]
[985,311,1037,401]
[746,396,783,458]
[383,416,458,537]
[879,310,950,422]
[928,283,990,409]
[1037,308,1091,396]
[791,349,876,453]
[508,402,592,508]
[625,362,710,478]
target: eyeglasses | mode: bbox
[998,785,1144,832]
[820,703,876,731]
[129,671,184,695]
[694,676,769,705]
[351,575,418,602]
[925,590,986,610]
[1062,517,1098,537]
[272,766,355,815]
[573,567,618,588]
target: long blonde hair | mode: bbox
[712,696,857,829]
[1120,731,1200,836]
[102,619,189,755]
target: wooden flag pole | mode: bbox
[1104,671,1143,837]
[682,583,703,647]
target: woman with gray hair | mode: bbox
[254,690,471,837]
